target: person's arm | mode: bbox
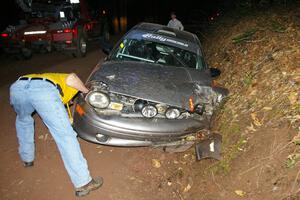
[167,20,171,27]
[65,73,89,93]
[178,21,184,30]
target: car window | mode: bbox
[110,38,205,70]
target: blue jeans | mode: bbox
[10,79,92,188]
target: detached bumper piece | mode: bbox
[195,133,222,161]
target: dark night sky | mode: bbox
[0,0,234,32]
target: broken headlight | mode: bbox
[87,91,110,109]
[165,108,180,119]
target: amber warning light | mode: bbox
[189,96,195,112]
[75,104,85,116]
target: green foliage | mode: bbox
[232,28,258,44]
[271,20,286,33]
[286,153,300,168]
[296,105,300,115]
[243,72,253,86]
[210,136,247,174]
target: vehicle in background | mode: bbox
[73,23,228,152]
[0,0,109,59]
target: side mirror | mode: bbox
[210,68,221,78]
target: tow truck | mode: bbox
[1,0,108,59]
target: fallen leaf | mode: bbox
[152,159,161,168]
[183,184,192,193]
[183,154,190,159]
[17,180,24,185]
[289,92,298,105]
[235,190,246,197]
[292,131,300,144]
[262,107,273,111]
[249,89,257,96]
[251,113,262,126]
[286,153,300,168]
[246,123,257,132]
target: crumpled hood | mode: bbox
[88,61,214,110]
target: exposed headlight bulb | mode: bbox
[165,108,181,119]
[141,105,157,118]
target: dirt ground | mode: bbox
[1,7,300,199]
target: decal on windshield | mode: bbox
[142,33,189,47]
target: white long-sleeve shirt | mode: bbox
[167,18,184,30]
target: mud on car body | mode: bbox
[73,22,228,150]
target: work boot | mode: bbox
[23,161,34,168]
[75,177,103,197]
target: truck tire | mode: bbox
[103,24,110,42]
[73,32,87,58]
[21,48,32,60]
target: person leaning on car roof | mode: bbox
[167,11,184,30]
[9,73,102,197]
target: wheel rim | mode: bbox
[80,38,87,53]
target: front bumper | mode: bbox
[73,95,209,147]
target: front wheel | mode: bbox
[73,33,87,58]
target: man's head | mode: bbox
[170,12,176,20]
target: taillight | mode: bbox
[63,28,72,33]
[1,33,8,37]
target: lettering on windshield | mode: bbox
[142,33,189,47]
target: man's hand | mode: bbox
[66,73,89,93]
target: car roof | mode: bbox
[134,22,198,44]
[124,22,202,54]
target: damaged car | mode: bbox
[73,23,228,153]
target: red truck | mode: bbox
[1,0,108,59]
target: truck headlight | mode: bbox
[165,108,180,119]
[141,105,157,118]
[87,92,110,108]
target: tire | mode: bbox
[102,24,110,42]
[73,32,87,58]
[21,48,32,60]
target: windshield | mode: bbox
[110,38,205,70]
